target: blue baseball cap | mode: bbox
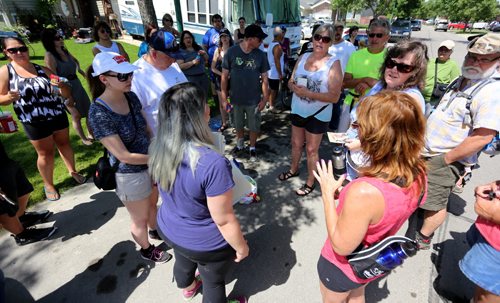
[149,29,179,55]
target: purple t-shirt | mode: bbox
[157,146,235,251]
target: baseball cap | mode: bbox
[467,33,500,55]
[219,28,231,37]
[439,40,455,50]
[334,22,344,29]
[245,24,268,39]
[149,29,179,55]
[91,52,139,77]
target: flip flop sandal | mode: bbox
[278,170,300,181]
[296,183,315,196]
[71,172,87,184]
[44,187,60,201]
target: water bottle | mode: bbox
[332,146,346,179]
[375,241,417,269]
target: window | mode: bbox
[125,1,134,5]
[186,0,218,25]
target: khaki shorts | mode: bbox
[233,104,261,132]
[115,170,152,203]
[420,154,463,211]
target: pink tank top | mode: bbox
[476,216,500,251]
[321,176,426,283]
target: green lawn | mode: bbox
[0,39,140,205]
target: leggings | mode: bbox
[159,230,236,303]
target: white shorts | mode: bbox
[115,170,152,203]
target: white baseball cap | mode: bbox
[439,40,455,50]
[91,52,139,77]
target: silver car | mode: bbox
[435,20,449,31]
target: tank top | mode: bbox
[237,29,245,40]
[93,41,120,53]
[267,41,284,80]
[53,53,77,78]
[476,216,500,250]
[7,63,65,124]
[291,52,337,122]
[321,176,426,283]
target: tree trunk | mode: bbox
[137,0,158,33]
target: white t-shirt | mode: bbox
[328,40,356,74]
[93,41,120,53]
[131,57,187,135]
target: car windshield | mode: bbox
[392,20,410,27]
[411,21,420,25]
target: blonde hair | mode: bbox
[356,91,426,188]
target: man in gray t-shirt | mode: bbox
[221,24,270,161]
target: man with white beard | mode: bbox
[414,33,500,250]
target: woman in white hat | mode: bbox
[86,52,170,263]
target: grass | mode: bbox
[0,39,140,205]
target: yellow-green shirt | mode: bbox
[344,48,386,106]
[423,58,460,102]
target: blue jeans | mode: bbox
[459,224,500,295]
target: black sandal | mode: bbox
[278,170,299,181]
[296,183,315,196]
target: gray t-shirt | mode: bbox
[222,45,269,105]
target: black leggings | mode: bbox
[159,230,236,303]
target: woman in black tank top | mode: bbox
[234,17,246,42]
[0,37,86,201]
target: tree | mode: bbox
[137,0,158,32]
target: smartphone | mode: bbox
[296,77,308,87]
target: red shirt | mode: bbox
[476,216,500,251]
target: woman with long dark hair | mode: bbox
[149,82,248,303]
[41,28,93,145]
[92,21,129,61]
[176,30,209,94]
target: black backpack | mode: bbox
[93,148,120,190]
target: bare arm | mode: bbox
[99,135,149,165]
[92,46,101,57]
[273,45,283,80]
[116,43,130,62]
[221,68,230,103]
[343,73,378,92]
[177,58,198,70]
[211,49,222,76]
[0,66,20,105]
[258,73,269,111]
[44,52,57,73]
[444,128,496,164]
[233,29,239,42]
[207,190,249,262]
[41,66,72,100]
[474,181,500,224]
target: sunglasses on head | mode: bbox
[368,33,384,38]
[6,46,28,54]
[104,72,133,82]
[386,58,415,73]
[313,34,332,43]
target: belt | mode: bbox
[66,74,77,80]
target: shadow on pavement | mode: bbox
[447,193,467,216]
[37,240,153,303]
[50,191,123,242]
[431,231,474,303]
[227,224,296,299]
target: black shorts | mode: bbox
[22,115,69,141]
[0,160,33,214]
[269,79,280,91]
[317,255,365,293]
[290,115,329,134]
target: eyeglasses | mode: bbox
[54,36,63,41]
[6,46,28,54]
[368,33,384,38]
[385,58,415,73]
[104,72,134,82]
[313,34,332,43]
[465,54,500,64]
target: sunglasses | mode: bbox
[368,33,384,38]
[313,34,332,43]
[6,46,28,54]
[385,58,415,73]
[104,72,133,82]
[465,54,500,64]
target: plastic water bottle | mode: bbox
[332,146,346,179]
[375,241,417,269]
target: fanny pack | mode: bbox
[290,105,328,127]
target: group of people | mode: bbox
[0,14,499,303]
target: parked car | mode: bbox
[448,22,471,30]
[301,23,313,40]
[435,20,449,31]
[317,16,332,24]
[390,20,412,42]
[411,20,422,31]
[426,19,435,25]
[472,22,488,29]
[74,28,93,44]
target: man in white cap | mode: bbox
[414,33,500,250]
[423,40,460,106]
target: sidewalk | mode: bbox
[0,110,495,303]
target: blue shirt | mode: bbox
[202,27,222,63]
[157,147,235,251]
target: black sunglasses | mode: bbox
[313,34,332,43]
[6,46,28,54]
[104,72,134,82]
[368,33,385,38]
[386,58,415,73]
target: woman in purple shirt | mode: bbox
[149,82,249,303]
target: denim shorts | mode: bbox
[115,170,152,203]
[459,224,500,295]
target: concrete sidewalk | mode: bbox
[0,110,496,303]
